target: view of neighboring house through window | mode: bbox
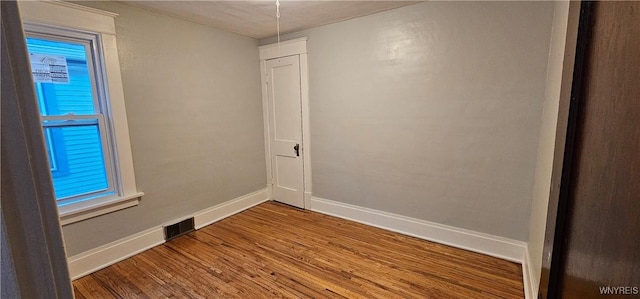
[26,34,116,205]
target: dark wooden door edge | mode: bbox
[541,2,595,299]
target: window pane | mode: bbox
[26,37,96,115]
[44,124,109,199]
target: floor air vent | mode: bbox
[164,217,195,241]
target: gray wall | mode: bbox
[63,2,266,256]
[262,1,554,240]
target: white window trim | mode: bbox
[28,27,118,204]
[18,1,143,225]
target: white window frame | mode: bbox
[18,1,143,225]
[27,27,118,204]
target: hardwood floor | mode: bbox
[73,202,524,298]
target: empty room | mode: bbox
[2,1,638,298]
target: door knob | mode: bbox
[294,144,300,157]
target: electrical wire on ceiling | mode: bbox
[276,0,281,50]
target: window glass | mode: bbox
[26,36,113,202]
[43,123,110,200]
[26,37,96,115]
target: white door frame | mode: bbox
[259,37,312,208]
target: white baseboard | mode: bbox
[194,188,270,229]
[310,196,527,263]
[523,246,538,299]
[67,188,269,280]
[304,191,312,209]
[67,227,164,280]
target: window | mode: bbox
[26,34,116,204]
[19,1,143,225]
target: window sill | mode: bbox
[58,192,144,226]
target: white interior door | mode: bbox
[266,55,304,208]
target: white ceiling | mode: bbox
[119,1,421,39]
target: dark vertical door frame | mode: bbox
[543,2,594,298]
[1,1,74,297]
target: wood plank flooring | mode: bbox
[73,202,524,298]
